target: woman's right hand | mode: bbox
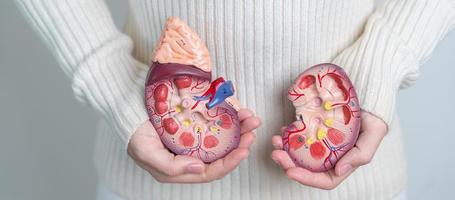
[127,108,261,183]
[271,111,387,190]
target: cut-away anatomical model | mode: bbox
[145,17,241,163]
[283,63,361,172]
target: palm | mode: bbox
[271,111,387,190]
[128,109,261,183]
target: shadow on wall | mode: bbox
[397,31,455,200]
[0,1,128,200]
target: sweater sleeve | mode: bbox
[15,0,149,148]
[333,0,455,126]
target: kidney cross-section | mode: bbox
[145,63,240,163]
[144,17,241,163]
[283,63,361,172]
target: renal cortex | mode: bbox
[145,17,242,163]
[283,63,361,172]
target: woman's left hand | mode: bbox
[128,108,261,183]
[271,111,387,190]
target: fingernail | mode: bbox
[186,164,204,174]
[339,164,352,175]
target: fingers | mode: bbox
[144,127,254,183]
[360,111,388,133]
[131,109,259,183]
[152,148,250,183]
[129,127,205,180]
[271,150,296,170]
[286,166,356,190]
[271,128,293,169]
[238,108,262,134]
[238,132,256,149]
[192,129,256,181]
[334,112,387,176]
[193,133,252,181]
[238,108,254,121]
[173,155,206,174]
[269,134,356,190]
[334,130,384,176]
[133,139,206,177]
[272,135,283,150]
[267,111,388,189]
[240,116,261,134]
[136,109,261,183]
[287,168,332,189]
[205,148,249,179]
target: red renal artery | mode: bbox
[283,63,361,172]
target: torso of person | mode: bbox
[94,1,408,199]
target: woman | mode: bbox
[16,0,454,199]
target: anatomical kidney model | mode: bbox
[145,17,241,163]
[283,63,361,172]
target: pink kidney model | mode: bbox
[283,64,361,172]
[145,17,241,163]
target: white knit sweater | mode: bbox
[16,0,455,199]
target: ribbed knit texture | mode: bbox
[16,0,149,148]
[16,0,455,199]
[334,0,455,125]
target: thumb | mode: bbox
[142,147,206,176]
[335,111,387,176]
[334,130,384,176]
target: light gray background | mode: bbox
[1,1,454,199]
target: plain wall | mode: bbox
[1,0,454,199]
